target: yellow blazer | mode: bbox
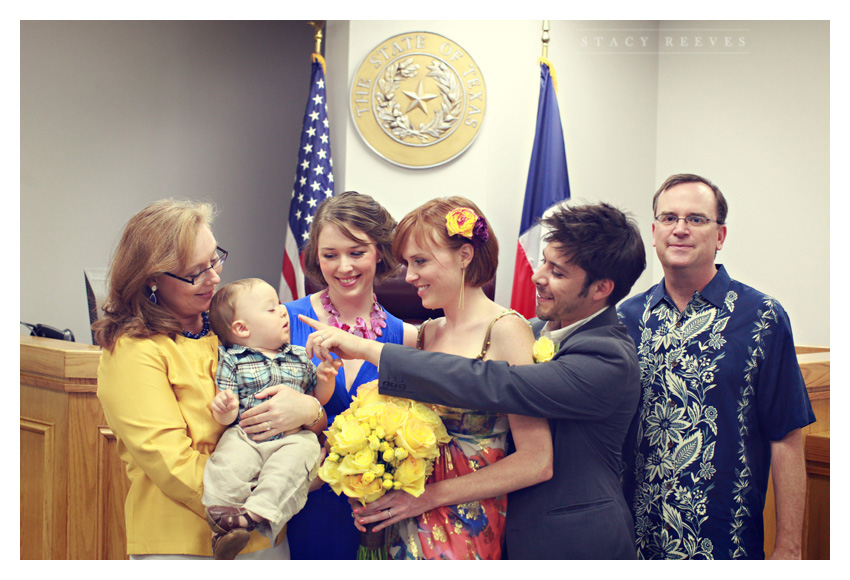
[97,331,275,556]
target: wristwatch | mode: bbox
[308,397,324,427]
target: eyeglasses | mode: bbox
[163,247,228,285]
[654,214,719,227]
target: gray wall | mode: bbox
[21,21,314,342]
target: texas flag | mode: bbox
[510,58,571,319]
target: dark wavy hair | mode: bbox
[303,191,400,287]
[540,202,646,305]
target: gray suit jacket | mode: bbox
[378,307,639,559]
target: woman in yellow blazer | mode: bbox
[94,200,321,559]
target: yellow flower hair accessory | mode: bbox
[446,207,489,249]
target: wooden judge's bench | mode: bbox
[20,336,129,559]
[19,335,831,560]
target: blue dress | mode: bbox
[284,295,405,560]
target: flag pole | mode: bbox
[542,20,549,59]
[540,21,558,93]
[308,20,325,56]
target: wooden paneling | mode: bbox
[20,381,71,560]
[20,418,57,560]
[804,432,829,560]
[20,336,102,382]
[98,427,130,560]
[763,349,829,559]
[20,336,129,560]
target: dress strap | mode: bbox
[416,319,434,351]
[476,309,529,360]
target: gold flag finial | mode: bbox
[542,20,550,59]
[308,21,325,55]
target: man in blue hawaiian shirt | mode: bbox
[618,174,815,559]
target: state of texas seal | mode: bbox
[350,32,486,169]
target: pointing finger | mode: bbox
[298,314,329,330]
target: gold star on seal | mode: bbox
[402,80,439,114]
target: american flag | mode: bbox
[280,54,335,302]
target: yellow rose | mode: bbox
[331,413,347,431]
[324,430,337,449]
[341,473,386,505]
[446,207,478,239]
[385,395,411,409]
[368,434,381,451]
[352,400,385,422]
[394,418,439,460]
[394,456,428,497]
[532,336,556,363]
[409,402,451,445]
[377,402,409,438]
[339,446,376,475]
[382,448,396,463]
[333,420,369,455]
[318,457,344,494]
[355,380,381,404]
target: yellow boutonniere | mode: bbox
[532,336,556,363]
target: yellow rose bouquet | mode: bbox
[318,380,451,559]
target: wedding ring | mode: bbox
[320,333,326,341]
[387,508,392,518]
[265,421,271,431]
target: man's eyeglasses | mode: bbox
[654,214,719,227]
[163,247,228,285]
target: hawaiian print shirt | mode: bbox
[216,343,316,442]
[617,265,814,559]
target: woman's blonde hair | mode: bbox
[392,196,498,287]
[92,199,215,351]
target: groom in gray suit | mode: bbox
[302,202,646,559]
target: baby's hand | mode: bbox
[317,358,344,382]
[211,389,238,415]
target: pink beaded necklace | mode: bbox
[320,290,387,340]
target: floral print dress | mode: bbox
[388,310,523,560]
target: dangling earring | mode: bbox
[458,265,466,310]
[149,284,158,305]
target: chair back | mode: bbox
[85,268,109,344]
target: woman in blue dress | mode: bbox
[284,191,416,559]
